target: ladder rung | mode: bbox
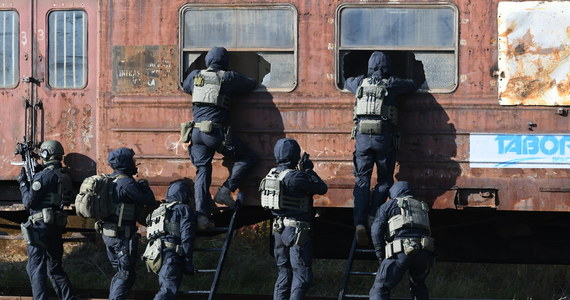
[180,290,211,295]
[344,294,370,298]
[195,247,223,252]
[354,248,375,253]
[349,271,376,276]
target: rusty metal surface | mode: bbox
[498,1,570,105]
[1,0,570,215]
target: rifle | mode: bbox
[298,152,310,172]
[14,140,39,183]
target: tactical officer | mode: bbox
[260,138,328,300]
[369,181,434,300]
[100,147,156,300]
[182,46,257,231]
[144,180,195,300]
[17,140,76,300]
[345,51,423,246]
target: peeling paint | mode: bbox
[498,2,570,105]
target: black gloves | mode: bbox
[16,168,27,185]
[300,158,314,171]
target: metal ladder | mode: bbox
[338,235,378,299]
[179,194,241,300]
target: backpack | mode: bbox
[75,174,123,219]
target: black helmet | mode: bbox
[40,140,64,161]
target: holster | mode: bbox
[294,225,311,247]
[272,218,285,234]
[217,126,233,152]
[180,121,195,143]
[21,219,44,248]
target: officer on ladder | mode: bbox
[144,180,195,300]
[369,181,434,300]
[182,46,257,231]
[260,138,328,300]
[17,140,77,300]
[101,147,157,300]
[345,51,423,246]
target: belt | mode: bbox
[385,237,434,259]
[164,241,184,256]
[195,121,224,131]
[101,222,133,238]
[30,212,44,223]
[282,217,310,228]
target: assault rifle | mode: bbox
[298,152,311,172]
[14,140,39,183]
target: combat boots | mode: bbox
[355,224,369,246]
[213,186,236,208]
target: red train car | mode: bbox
[1,0,569,263]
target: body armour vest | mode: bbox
[259,168,311,212]
[354,77,397,124]
[146,201,181,240]
[192,69,230,110]
[41,165,73,208]
[387,196,431,239]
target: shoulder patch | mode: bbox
[31,181,42,191]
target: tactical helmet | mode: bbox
[40,140,64,160]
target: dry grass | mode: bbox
[1,223,570,299]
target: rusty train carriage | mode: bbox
[1,0,569,263]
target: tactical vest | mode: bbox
[146,201,181,240]
[40,165,73,208]
[354,77,398,124]
[191,69,230,110]
[387,196,431,239]
[259,168,311,212]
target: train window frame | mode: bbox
[179,4,298,92]
[47,9,88,89]
[0,10,19,89]
[335,3,459,93]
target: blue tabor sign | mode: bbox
[470,134,570,168]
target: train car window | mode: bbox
[48,10,87,89]
[180,5,297,92]
[336,4,458,93]
[0,11,19,88]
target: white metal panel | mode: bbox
[498,1,570,105]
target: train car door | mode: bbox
[0,0,98,195]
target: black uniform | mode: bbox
[345,52,421,229]
[18,160,76,300]
[267,138,328,300]
[102,147,156,300]
[153,181,196,300]
[369,181,433,300]
[182,46,257,220]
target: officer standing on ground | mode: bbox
[345,51,423,246]
[260,138,328,300]
[182,46,257,231]
[100,147,156,300]
[17,140,76,300]
[145,180,196,300]
[369,181,434,300]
